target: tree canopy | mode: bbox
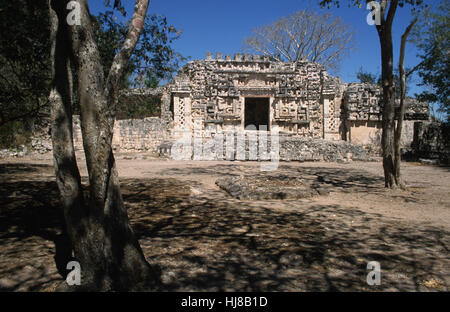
[0,0,51,146]
[411,0,449,121]
[319,0,426,188]
[93,11,186,89]
[356,67,379,84]
[242,9,355,72]
[356,67,414,99]
[0,0,185,147]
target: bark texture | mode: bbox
[394,18,417,189]
[49,0,157,291]
[376,0,399,188]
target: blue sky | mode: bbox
[88,0,440,96]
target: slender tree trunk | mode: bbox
[394,67,406,188]
[49,0,157,291]
[394,18,417,189]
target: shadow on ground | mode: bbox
[0,163,448,291]
[125,170,448,292]
[0,163,73,291]
[156,163,386,193]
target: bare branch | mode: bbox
[242,10,355,72]
[105,0,149,105]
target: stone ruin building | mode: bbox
[163,52,428,143]
[30,52,430,162]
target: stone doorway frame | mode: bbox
[243,97,271,131]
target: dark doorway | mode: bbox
[244,97,270,130]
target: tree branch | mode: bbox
[406,59,425,78]
[399,18,417,69]
[386,0,399,28]
[105,0,149,106]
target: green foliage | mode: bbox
[412,1,449,120]
[116,94,161,120]
[0,1,185,147]
[92,12,187,89]
[0,0,51,137]
[319,0,424,9]
[0,121,32,149]
[356,67,378,84]
[355,67,414,98]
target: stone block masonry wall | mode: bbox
[113,118,169,152]
[169,54,343,140]
[279,137,370,162]
[342,83,429,152]
[168,131,372,162]
[72,115,169,153]
[344,83,382,122]
[23,56,430,161]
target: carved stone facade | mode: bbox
[166,53,346,141]
[23,54,430,161]
[164,53,429,144]
[342,83,430,146]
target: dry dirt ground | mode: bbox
[0,154,449,291]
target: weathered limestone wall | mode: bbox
[72,115,169,153]
[169,53,342,141]
[342,83,429,151]
[346,120,381,146]
[400,120,416,149]
[279,137,370,161]
[167,131,372,161]
[345,120,416,147]
[23,57,430,162]
[113,118,169,152]
[26,114,169,156]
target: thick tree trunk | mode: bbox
[49,0,157,291]
[48,0,87,264]
[379,31,397,187]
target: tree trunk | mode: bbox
[379,31,397,187]
[49,0,157,291]
[394,18,417,189]
[394,67,406,188]
[376,0,399,188]
[48,0,87,268]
